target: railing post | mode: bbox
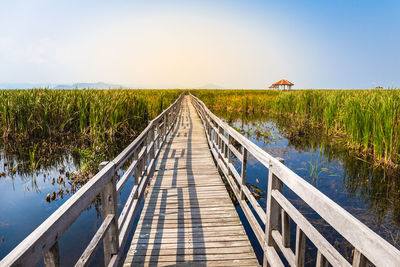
[218,126,223,156]
[228,135,233,176]
[164,112,169,139]
[147,124,155,177]
[240,147,247,200]
[99,161,119,266]
[264,157,284,267]
[281,209,290,247]
[133,149,140,199]
[353,249,367,267]
[316,250,329,267]
[44,241,60,267]
[156,122,161,153]
[207,119,211,138]
[295,225,306,267]
[142,135,148,178]
[212,121,216,147]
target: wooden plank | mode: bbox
[128,246,253,257]
[281,209,290,247]
[316,250,329,267]
[131,240,253,250]
[352,249,367,267]
[124,96,257,266]
[140,211,240,221]
[133,229,247,240]
[265,160,283,247]
[295,226,306,267]
[44,242,60,267]
[139,215,241,224]
[124,259,259,267]
[144,192,231,200]
[240,147,248,200]
[100,163,119,266]
[263,245,284,267]
[128,252,258,263]
[136,221,243,230]
[131,235,249,244]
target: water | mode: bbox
[225,117,400,265]
[1,118,399,266]
[0,148,138,266]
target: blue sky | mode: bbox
[0,0,399,88]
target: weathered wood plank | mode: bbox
[124,259,259,267]
[44,241,60,267]
[124,96,258,266]
[128,246,254,257]
[128,252,258,263]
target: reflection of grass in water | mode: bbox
[29,144,41,171]
[297,145,336,186]
[25,176,40,193]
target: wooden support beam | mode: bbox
[44,241,60,267]
[316,250,329,267]
[295,225,306,267]
[99,162,119,266]
[353,249,367,267]
[240,148,248,200]
[281,209,290,247]
[264,157,284,267]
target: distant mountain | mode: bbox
[197,83,225,89]
[0,83,55,89]
[0,82,126,89]
[53,82,125,89]
[0,82,226,90]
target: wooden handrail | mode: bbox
[190,93,400,267]
[0,93,184,267]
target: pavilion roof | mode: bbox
[273,79,294,86]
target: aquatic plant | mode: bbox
[0,89,181,144]
[0,89,183,180]
[193,89,400,169]
[29,144,40,171]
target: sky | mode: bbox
[0,0,399,89]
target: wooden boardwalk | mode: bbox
[124,96,259,266]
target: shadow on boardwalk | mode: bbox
[124,97,258,266]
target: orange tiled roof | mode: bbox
[273,79,294,86]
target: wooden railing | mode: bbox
[0,94,184,267]
[190,94,400,267]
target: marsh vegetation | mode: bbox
[193,89,400,170]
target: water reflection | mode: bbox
[217,111,400,256]
[0,137,136,264]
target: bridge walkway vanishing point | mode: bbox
[124,96,259,266]
[2,93,400,267]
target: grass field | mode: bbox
[193,89,400,169]
[0,89,182,177]
[0,89,181,142]
[1,88,399,172]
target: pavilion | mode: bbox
[269,79,294,90]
